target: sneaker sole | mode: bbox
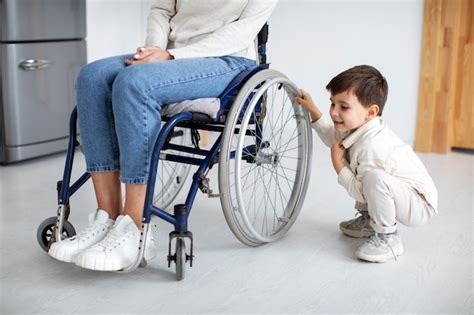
[48,232,112,264]
[340,227,373,238]
[355,248,404,263]
[75,255,126,271]
[48,245,77,263]
[76,251,155,272]
[75,240,156,272]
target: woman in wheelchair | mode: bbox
[42,0,314,280]
[47,0,279,272]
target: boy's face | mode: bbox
[329,91,379,132]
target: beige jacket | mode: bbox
[312,116,438,211]
[145,0,278,60]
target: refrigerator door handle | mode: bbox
[19,59,53,71]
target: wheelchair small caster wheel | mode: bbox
[175,238,186,281]
[168,230,193,281]
[36,216,76,252]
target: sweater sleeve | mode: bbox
[337,167,366,203]
[168,0,278,59]
[311,116,342,147]
[145,0,176,49]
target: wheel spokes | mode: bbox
[231,81,304,239]
[220,71,312,245]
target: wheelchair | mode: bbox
[37,24,313,280]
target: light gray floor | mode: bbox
[0,141,472,314]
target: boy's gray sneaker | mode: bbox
[355,232,403,263]
[339,211,374,238]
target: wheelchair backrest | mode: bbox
[257,23,269,64]
[215,23,270,122]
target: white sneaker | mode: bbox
[48,209,114,263]
[355,232,404,263]
[74,215,156,271]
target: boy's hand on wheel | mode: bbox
[294,89,322,123]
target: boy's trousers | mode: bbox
[354,170,436,234]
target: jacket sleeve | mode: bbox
[337,155,387,203]
[168,0,278,59]
[337,167,366,203]
[145,0,176,49]
[311,116,345,147]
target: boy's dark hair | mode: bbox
[326,65,388,115]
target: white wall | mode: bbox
[86,0,149,61]
[85,0,423,145]
[268,0,423,146]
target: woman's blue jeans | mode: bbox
[76,54,255,184]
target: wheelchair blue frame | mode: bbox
[57,64,270,239]
[38,23,313,278]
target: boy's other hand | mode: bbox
[294,89,322,123]
[331,138,346,174]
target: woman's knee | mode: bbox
[76,56,126,91]
[77,60,105,88]
[111,66,150,107]
[76,65,95,92]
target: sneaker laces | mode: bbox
[367,233,398,261]
[96,228,128,250]
[75,222,109,242]
[95,221,155,251]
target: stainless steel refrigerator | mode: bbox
[0,0,87,164]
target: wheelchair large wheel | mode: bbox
[153,126,192,209]
[219,69,312,246]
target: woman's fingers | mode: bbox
[133,48,154,60]
[133,46,161,59]
[125,47,171,65]
[133,46,146,58]
[134,47,143,55]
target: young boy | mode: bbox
[295,65,438,263]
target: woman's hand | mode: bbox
[294,89,322,123]
[331,138,346,174]
[125,46,174,65]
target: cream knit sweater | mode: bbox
[145,0,278,60]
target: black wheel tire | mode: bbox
[36,217,76,252]
[175,238,186,281]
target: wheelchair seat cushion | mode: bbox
[161,98,220,119]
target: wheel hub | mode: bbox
[254,148,280,167]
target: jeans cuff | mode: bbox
[120,176,147,185]
[87,166,120,173]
